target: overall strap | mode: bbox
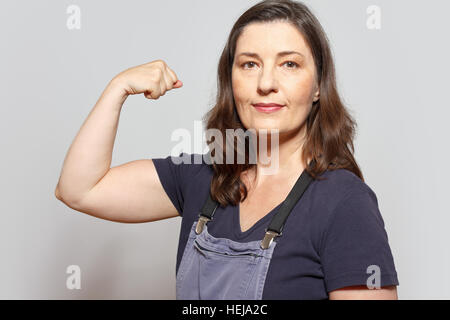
[195,190,219,235]
[260,163,314,249]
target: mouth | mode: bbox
[252,103,285,113]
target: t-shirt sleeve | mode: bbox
[320,186,399,293]
[152,152,197,217]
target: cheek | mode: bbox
[286,74,316,103]
[232,73,249,103]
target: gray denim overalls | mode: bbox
[176,161,315,300]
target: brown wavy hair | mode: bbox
[202,0,363,207]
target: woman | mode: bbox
[55,0,399,300]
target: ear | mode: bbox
[313,88,320,102]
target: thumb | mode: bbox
[173,80,183,88]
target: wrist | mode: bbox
[105,77,129,104]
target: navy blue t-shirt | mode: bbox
[152,152,399,299]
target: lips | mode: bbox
[252,103,285,108]
[252,103,285,113]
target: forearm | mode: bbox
[55,78,128,204]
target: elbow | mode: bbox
[54,184,83,210]
[54,183,69,203]
[55,185,63,201]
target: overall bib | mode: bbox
[176,161,315,300]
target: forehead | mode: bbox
[235,21,311,58]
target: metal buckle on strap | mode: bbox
[195,215,211,235]
[260,230,280,249]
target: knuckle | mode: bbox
[155,59,166,67]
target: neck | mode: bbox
[250,123,310,181]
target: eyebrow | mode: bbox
[236,51,305,59]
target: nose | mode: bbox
[257,66,279,95]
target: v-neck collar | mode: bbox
[232,201,284,240]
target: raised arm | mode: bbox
[55,60,183,223]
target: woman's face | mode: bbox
[232,21,320,136]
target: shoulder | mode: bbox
[307,168,385,248]
[309,168,376,212]
[152,151,213,185]
[318,168,368,192]
[314,168,387,247]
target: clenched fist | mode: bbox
[112,60,183,100]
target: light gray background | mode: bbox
[1,0,448,299]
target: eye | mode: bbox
[241,61,257,69]
[283,61,299,69]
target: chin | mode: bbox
[241,124,283,137]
